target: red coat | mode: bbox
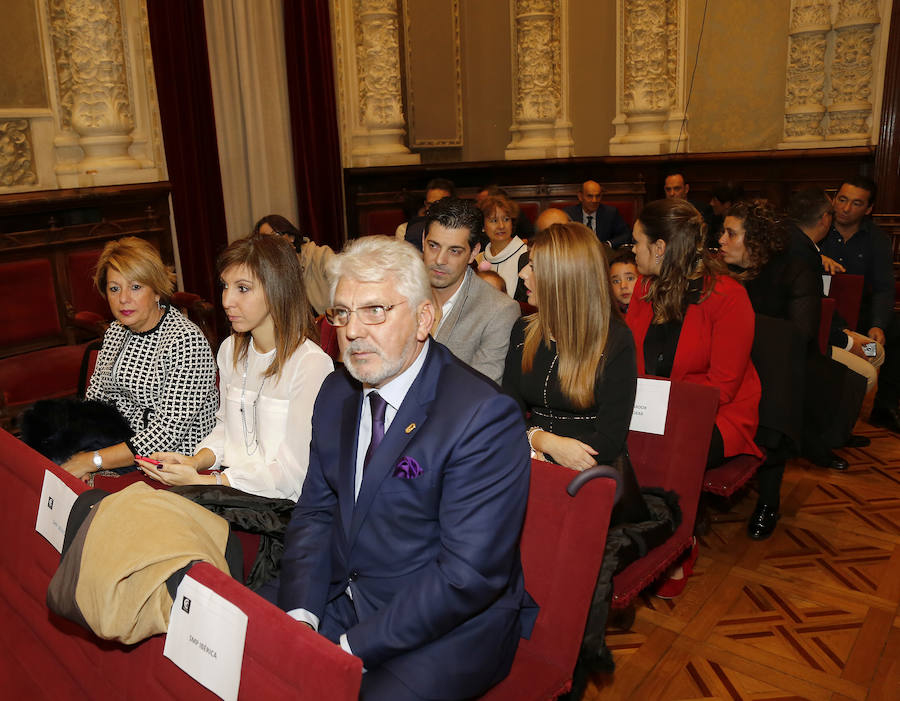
[626,275,762,459]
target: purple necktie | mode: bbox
[363,392,388,471]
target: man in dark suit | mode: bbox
[278,235,535,700]
[564,180,631,247]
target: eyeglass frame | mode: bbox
[325,300,408,327]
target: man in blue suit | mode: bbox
[278,235,535,700]
[564,180,631,247]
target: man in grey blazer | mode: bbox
[423,197,521,385]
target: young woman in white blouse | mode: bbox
[138,234,333,501]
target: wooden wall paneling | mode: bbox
[344,148,875,239]
[875,0,900,213]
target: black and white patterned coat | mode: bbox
[86,305,217,456]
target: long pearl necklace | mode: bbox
[240,352,267,456]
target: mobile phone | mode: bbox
[863,342,877,357]
[135,455,162,466]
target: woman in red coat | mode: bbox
[626,198,762,596]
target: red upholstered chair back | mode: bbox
[0,258,62,347]
[828,273,864,332]
[612,378,719,608]
[0,429,363,700]
[65,248,111,320]
[517,201,540,224]
[362,208,406,236]
[605,200,636,228]
[316,315,341,361]
[481,460,617,700]
[819,297,836,355]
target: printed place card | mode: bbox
[629,378,671,435]
[164,574,248,701]
[35,470,79,552]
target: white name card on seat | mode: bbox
[35,470,79,552]
[165,574,247,701]
[822,274,832,296]
[629,378,671,435]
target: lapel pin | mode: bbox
[405,423,416,434]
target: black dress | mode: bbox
[502,316,650,524]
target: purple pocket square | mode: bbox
[393,456,423,479]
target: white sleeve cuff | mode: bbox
[287,608,320,631]
[844,333,854,351]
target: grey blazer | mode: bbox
[433,269,521,385]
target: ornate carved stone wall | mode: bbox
[780,0,883,148]
[0,0,164,192]
[782,0,831,143]
[331,0,419,166]
[505,0,574,160]
[827,0,880,142]
[610,0,687,156]
[0,119,38,187]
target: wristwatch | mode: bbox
[91,451,103,470]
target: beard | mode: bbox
[342,333,417,387]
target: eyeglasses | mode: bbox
[325,301,407,326]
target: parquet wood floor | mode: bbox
[585,421,900,700]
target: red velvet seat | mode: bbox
[362,208,406,236]
[518,201,540,224]
[316,315,341,361]
[819,296,836,355]
[0,429,362,700]
[611,379,719,609]
[703,454,765,497]
[828,273,864,332]
[65,248,110,320]
[480,460,618,700]
[0,258,95,425]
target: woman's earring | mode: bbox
[655,254,660,264]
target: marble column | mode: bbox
[780,0,831,146]
[504,0,574,160]
[827,0,880,143]
[331,0,419,167]
[610,0,686,156]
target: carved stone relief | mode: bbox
[505,0,573,159]
[827,0,879,140]
[50,0,135,138]
[622,0,671,113]
[610,0,685,155]
[331,0,417,166]
[781,1,830,142]
[354,0,405,129]
[0,120,38,187]
[781,0,881,146]
[512,2,560,123]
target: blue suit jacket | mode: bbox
[564,203,631,247]
[279,341,535,698]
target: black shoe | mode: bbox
[844,434,871,448]
[806,449,849,471]
[748,505,780,540]
[869,407,900,434]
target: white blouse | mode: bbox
[196,335,333,501]
[476,236,527,299]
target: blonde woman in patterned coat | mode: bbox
[60,237,217,481]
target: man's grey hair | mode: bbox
[328,236,432,308]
